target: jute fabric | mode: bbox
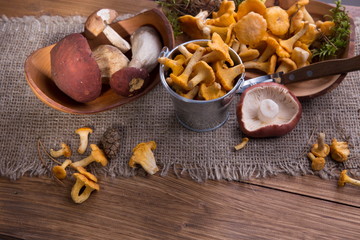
[0,14,359,181]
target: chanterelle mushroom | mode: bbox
[128,141,159,175]
[75,127,93,154]
[236,82,302,138]
[50,142,72,158]
[71,144,108,168]
[71,173,99,204]
[52,159,72,180]
[84,8,131,53]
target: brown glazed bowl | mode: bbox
[24,8,175,114]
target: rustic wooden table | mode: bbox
[1,1,360,239]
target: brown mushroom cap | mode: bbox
[236,82,302,138]
[84,8,119,39]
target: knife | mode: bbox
[238,54,360,93]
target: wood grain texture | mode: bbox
[1,175,360,240]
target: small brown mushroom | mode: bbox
[307,152,325,171]
[84,8,130,52]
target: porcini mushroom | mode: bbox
[330,138,350,162]
[236,82,302,138]
[52,159,72,180]
[71,144,108,168]
[311,133,330,158]
[129,141,159,175]
[187,61,215,88]
[50,142,72,158]
[92,44,129,81]
[84,8,131,53]
[71,173,100,204]
[75,127,93,154]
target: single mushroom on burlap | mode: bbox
[71,144,108,168]
[50,143,72,158]
[129,141,159,175]
[84,8,130,52]
[311,133,330,158]
[236,82,302,138]
[330,138,350,162]
[52,159,72,180]
[75,127,93,154]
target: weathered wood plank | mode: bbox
[1,176,360,240]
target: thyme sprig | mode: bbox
[312,0,351,61]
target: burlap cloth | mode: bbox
[0,14,359,181]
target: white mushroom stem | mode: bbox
[258,99,279,123]
[103,26,131,53]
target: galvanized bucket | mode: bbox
[159,40,245,132]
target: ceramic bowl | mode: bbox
[24,8,175,114]
[249,0,355,99]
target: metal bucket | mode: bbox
[159,40,245,132]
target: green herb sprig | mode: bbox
[312,0,351,61]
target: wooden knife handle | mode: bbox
[282,55,360,83]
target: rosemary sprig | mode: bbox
[312,0,351,61]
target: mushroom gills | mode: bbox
[242,85,300,131]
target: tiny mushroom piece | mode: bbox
[238,44,260,62]
[201,33,234,66]
[71,173,100,204]
[244,54,277,75]
[213,61,245,91]
[311,133,330,158]
[233,12,268,47]
[198,82,226,100]
[50,142,72,158]
[84,9,131,52]
[338,170,360,187]
[234,137,249,151]
[75,127,93,154]
[264,6,290,36]
[187,61,215,89]
[330,138,350,162]
[52,159,72,180]
[91,44,129,81]
[71,144,108,168]
[307,152,325,171]
[276,58,297,74]
[291,47,310,68]
[129,141,159,175]
[279,22,309,53]
[170,47,206,90]
[236,82,302,138]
